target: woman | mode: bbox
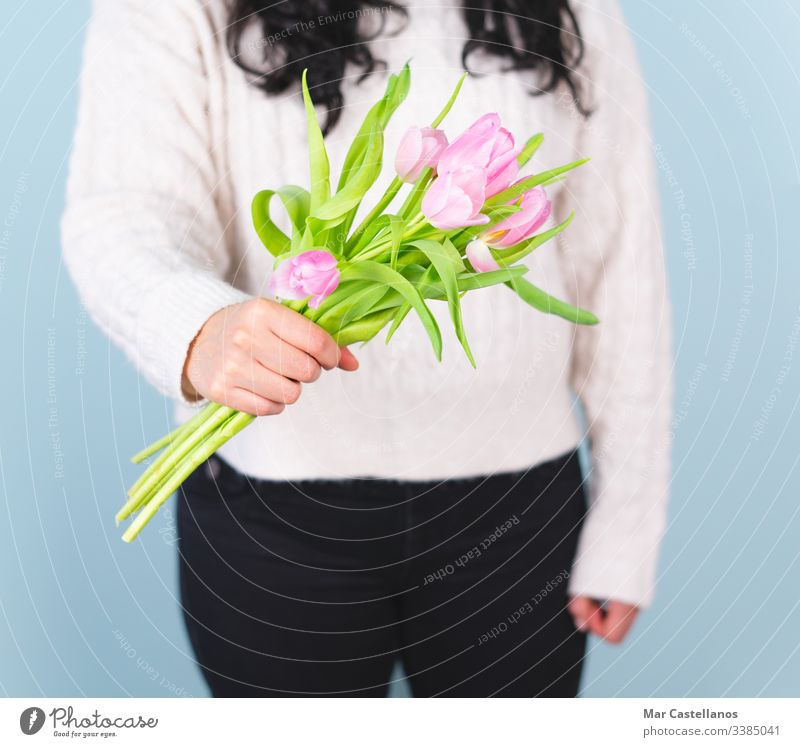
[62,0,672,696]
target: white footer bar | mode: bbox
[1,697,797,746]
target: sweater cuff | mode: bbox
[136,269,252,404]
[567,529,661,609]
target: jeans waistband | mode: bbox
[201,448,581,499]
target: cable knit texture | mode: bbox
[61,0,673,607]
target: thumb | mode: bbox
[337,345,360,371]
[599,601,638,644]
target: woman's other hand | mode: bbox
[568,596,639,644]
[182,298,359,415]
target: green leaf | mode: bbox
[324,222,348,257]
[390,62,412,118]
[388,215,406,270]
[411,239,473,365]
[385,265,435,344]
[301,69,330,211]
[373,63,410,131]
[411,237,465,272]
[340,260,442,359]
[333,307,397,346]
[496,212,574,265]
[430,71,468,128]
[385,303,412,343]
[251,190,289,257]
[251,186,312,258]
[347,213,392,257]
[367,264,529,312]
[311,122,385,224]
[314,66,412,240]
[315,284,389,335]
[517,133,544,167]
[455,265,528,292]
[335,65,411,238]
[485,158,589,206]
[344,176,406,255]
[276,185,311,233]
[397,168,433,220]
[338,102,383,192]
[305,279,372,321]
[507,275,598,325]
[298,223,316,253]
[393,248,429,268]
[337,62,409,192]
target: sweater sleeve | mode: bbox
[559,1,673,608]
[61,0,251,404]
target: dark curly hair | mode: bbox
[226,1,586,133]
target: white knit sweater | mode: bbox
[62,0,672,608]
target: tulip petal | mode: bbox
[309,270,341,308]
[394,126,423,181]
[421,171,454,217]
[422,167,490,230]
[437,113,501,174]
[450,166,488,212]
[268,249,340,306]
[395,126,448,183]
[485,186,552,248]
[466,239,501,273]
[485,147,522,197]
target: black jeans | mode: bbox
[177,449,588,697]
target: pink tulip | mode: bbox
[465,239,500,273]
[421,166,491,231]
[268,249,340,308]
[394,126,448,183]
[436,113,521,197]
[483,186,552,248]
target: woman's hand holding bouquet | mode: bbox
[181,298,359,416]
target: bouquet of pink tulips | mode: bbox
[117,64,596,542]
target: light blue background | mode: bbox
[1,1,798,698]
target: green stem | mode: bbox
[349,214,434,263]
[404,212,427,232]
[122,412,255,542]
[345,176,405,254]
[430,72,468,128]
[128,404,227,499]
[332,307,397,346]
[344,169,431,261]
[130,401,222,463]
[397,171,432,220]
[131,421,189,465]
[127,403,220,498]
[118,410,239,523]
[117,405,236,523]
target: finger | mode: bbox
[250,331,322,383]
[268,306,340,370]
[338,345,359,371]
[577,597,605,637]
[599,602,638,644]
[568,596,601,635]
[225,388,285,417]
[236,361,302,405]
[587,611,606,638]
